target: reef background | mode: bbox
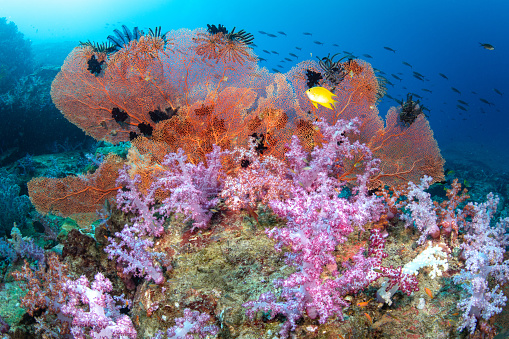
[1,0,508,173]
[0,1,508,338]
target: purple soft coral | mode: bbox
[152,308,218,339]
[453,193,509,333]
[397,176,441,244]
[156,145,226,230]
[243,119,406,337]
[116,166,165,237]
[61,273,137,339]
[105,225,165,284]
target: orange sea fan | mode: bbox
[194,31,256,66]
[27,154,124,217]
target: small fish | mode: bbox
[332,43,339,47]
[258,57,267,62]
[391,74,402,81]
[303,32,312,36]
[438,73,448,79]
[413,74,424,81]
[412,93,422,99]
[425,287,433,299]
[446,170,455,176]
[277,31,287,36]
[402,61,412,68]
[284,57,292,61]
[250,43,258,47]
[457,100,469,106]
[471,91,477,94]
[267,33,277,38]
[413,71,424,77]
[494,88,503,95]
[258,31,267,35]
[289,53,298,58]
[456,105,467,111]
[271,50,279,55]
[271,68,281,73]
[362,54,373,58]
[262,49,270,54]
[276,65,284,69]
[305,86,338,109]
[383,46,396,53]
[210,209,219,213]
[479,42,494,50]
[372,268,384,274]
[422,88,432,93]
[463,179,471,188]
[357,299,372,307]
[223,294,236,301]
[407,329,418,334]
[313,41,324,45]
[451,87,461,94]
[386,313,400,321]
[479,98,494,106]
[295,46,302,50]
[364,313,373,325]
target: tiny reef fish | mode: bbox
[383,46,396,52]
[364,313,373,325]
[479,98,494,106]
[479,42,494,50]
[305,86,338,110]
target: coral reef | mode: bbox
[2,24,507,339]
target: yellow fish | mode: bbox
[305,86,338,109]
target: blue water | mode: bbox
[2,0,508,170]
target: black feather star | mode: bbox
[206,24,254,45]
[107,25,143,52]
